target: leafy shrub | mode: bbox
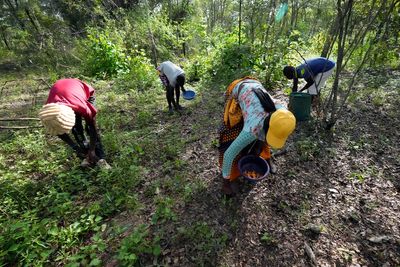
[116,49,158,92]
[83,30,130,78]
[210,34,256,82]
[181,57,202,82]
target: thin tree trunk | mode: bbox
[4,0,26,30]
[249,2,256,44]
[213,0,216,30]
[321,15,339,58]
[148,25,158,67]
[325,0,346,128]
[263,0,276,47]
[294,1,299,27]
[310,0,322,36]
[290,0,299,29]
[325,0,354,129]
[0,27,11,50]
[220,0,227,27]
[238,0,242,45]
[25,8,40,33]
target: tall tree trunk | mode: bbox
[249,3,256,44]
[213,0,216,30]
[25,8,40,34]
[148,25,158,67]
[220,0,227,27]
[310,0,322,36]
[290,0,299,29]
[263,0,276,47]
[145,0,158,66]
[321,14,339,58]
[4,0,26,30]
[238,0,242,45]
[324,0,353,129]
[0,27,11,50]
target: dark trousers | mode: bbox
[166,74,185,109]
[58,113,105,159]
[58,96,105,159]
[166,85,181,109]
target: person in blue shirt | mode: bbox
[283,57,336,96]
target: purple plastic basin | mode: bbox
[238,155,270,183]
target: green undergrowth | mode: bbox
[0,74,219,265]
[2,69,398,265]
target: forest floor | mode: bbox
[0,68,399,266]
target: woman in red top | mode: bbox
[39,79,110,168]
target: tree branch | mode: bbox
[0,118,40,121]
[0,126,42,129]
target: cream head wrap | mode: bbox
[39,103,76,135]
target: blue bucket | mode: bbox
[183,90,196,100]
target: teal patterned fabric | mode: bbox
[222,131,256,178]
[231,80,269,140]
[222,79,273,178]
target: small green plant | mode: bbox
[211,139,219,148]
[295,137,319,161]
[260,231,276,246]
[349,172,366,183]
[116,224,161,266]
[371,91,386,107]
[152,197,177,224]
[136,110,153,128]
[283,87,292,96]
[177,222,228,256]
[278,201,289,211]
[65,233,106,266]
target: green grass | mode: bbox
[0,72,218,266]
[2,68,399,265]
[175,221,228,262]
[260,231,277,246]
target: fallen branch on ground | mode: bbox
[0,118,40,121]
[0,126,42,129]
[304,242,317,266]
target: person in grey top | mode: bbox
[157,61,186,113]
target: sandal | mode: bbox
[267,160,278,174]
[222,179,236,197]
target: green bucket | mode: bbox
[289,92,312,121]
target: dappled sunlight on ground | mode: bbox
[0,72,399,266]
